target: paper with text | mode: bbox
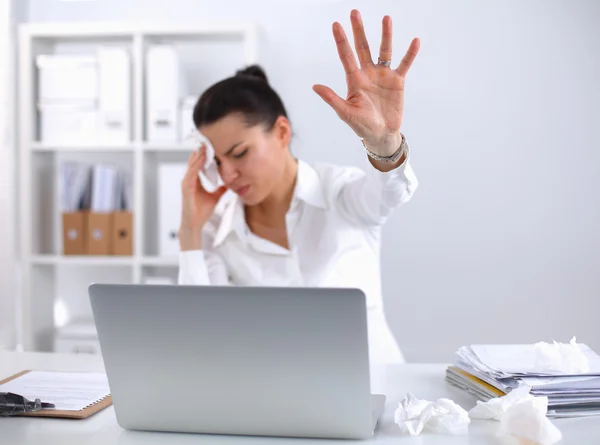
[0,371,110,411]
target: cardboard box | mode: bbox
[62,211,134,256]
[39,102,98,145]
[112,211,133,255]
[87,212,113,255]
[62,212,87,255]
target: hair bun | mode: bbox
[235,64,268,83]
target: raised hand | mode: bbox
[313,9,420,157]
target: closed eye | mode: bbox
[233,148,248,159]
[214,147,248,166]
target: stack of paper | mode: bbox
[446,342,600,418]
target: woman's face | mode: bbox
[199,113,292,206]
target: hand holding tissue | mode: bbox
[185,129,222,191]
[394,393,470,436]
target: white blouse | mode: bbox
[178,152,418,364]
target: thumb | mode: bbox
[313,84,348,120]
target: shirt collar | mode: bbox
[212,160,327,247]
[294,159,328,210]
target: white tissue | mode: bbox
[469,386,562,445]
[499,397,563,445]
[394,393,470,436]
[533,336,590,374]
[184,129,222,190]
[469,386,533,420]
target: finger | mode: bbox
[350,9,373,68]
[312,84,350,121]
[211,186,228,200]
[332,22,359,75]
[378,15,393,65]
[187,144,205,166]
[187,151,196,166]
[395,37,420,77]
[182,150,206,188]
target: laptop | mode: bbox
[89,284,386,440]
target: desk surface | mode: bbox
[0,351,597,444]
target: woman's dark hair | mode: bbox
[192,64,289,131]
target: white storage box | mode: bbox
[97,47,131,143]
[54,321,101,355]
[146,45,187,142]
[38,102,98,144]
[158,163,188,256]
[37,55,98,102]
[179,96,198,142]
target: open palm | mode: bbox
[313,10,420,156]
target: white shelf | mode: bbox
[31,255,135,267]
[141,142,197,152]
[140,256,179,267]
[21,22,258,39]
[30,142,201,153]
[18,21,258,352]
[29,255,179,267]
[31,142,137,152]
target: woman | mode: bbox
[178,9,420,364]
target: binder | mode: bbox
[97,47,131,143]
[146,45,187,141]
[179,95,197,142]
[0,370,112,419]
[60,162,134,256]
[158,163,187,256]
[62,212,87,255]
[87,213,113,255]
[112,211,133,255]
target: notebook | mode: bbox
[0,370,112,419]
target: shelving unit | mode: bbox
[17,22,259,352]
[30,255,136,267]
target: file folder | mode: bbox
[158,163,187,256]
[97,47,131,143]
[146,45,187,141]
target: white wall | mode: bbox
[24,0,600,362]
[0,0,24,350]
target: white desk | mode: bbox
[0,351,596,444]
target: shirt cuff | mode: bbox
[367,144,417,186]
[178,250,210,285]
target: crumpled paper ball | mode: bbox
[533,336,590,374]
[470,386,562,445]
[394,393,470,436]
